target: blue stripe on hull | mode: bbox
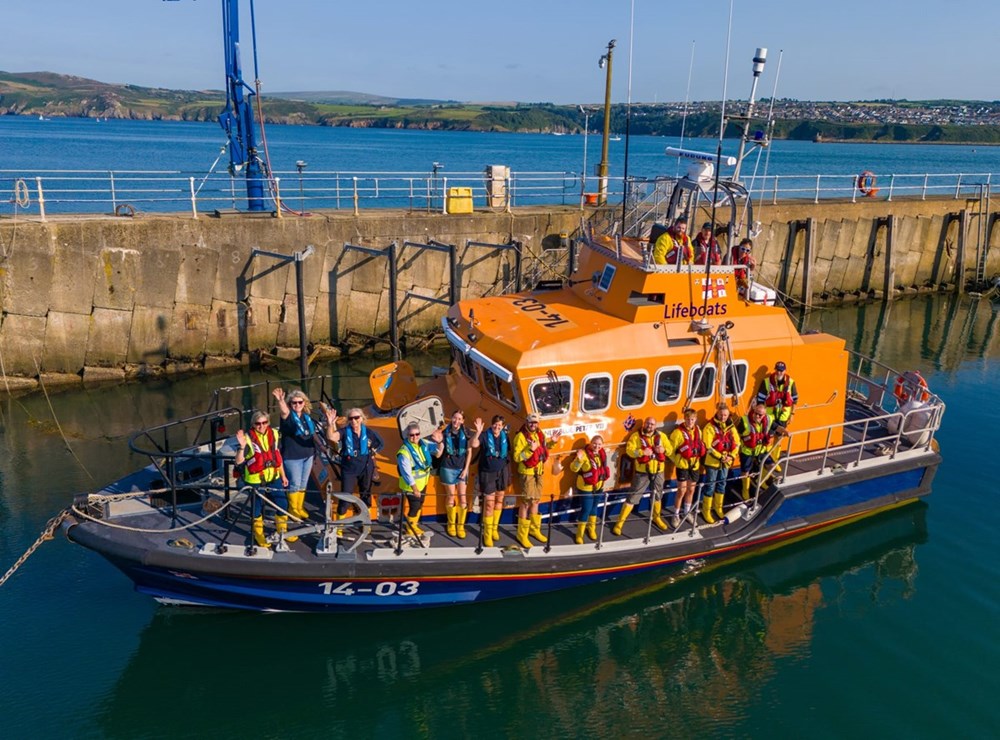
[766,468,925,527]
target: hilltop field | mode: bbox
[4,71,1000,144]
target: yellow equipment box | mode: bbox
[446,187,474,214]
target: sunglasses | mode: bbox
[408,433,421,438]
[290,400,305,406]
[349,416,361,421]
[254,421,269,428]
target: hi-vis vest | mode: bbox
[514,427,549,475]
[571,447,609,492]
[243,428,283,485]
[626,430,670,474]
[739,415,772,456]
[673,425,706,469]
[397,441,432,493]
[759,374,797,423]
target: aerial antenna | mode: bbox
[620,0,636,230]
[676,40,696,178]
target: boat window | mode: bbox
[484,367,518,409]
[581,374,612,413]
[723,361,748,395]
[452,346,479,382]
[653,367,683,405]
[618,371,648,410]
[597,264,616,292]
[689,364,716,401]
[530,377,573,417]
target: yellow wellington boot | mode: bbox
[288,491,309,520]
[701,496,716,524]
[529,513,548,544]
[492,509,503,542]
[741,475,752,501]
[587,515,598,541]
[713,493,726,520]
[276,514,299,543]
[482,513,494,547]
[575,521,587,545]
[612,503,634,536]
[406,516,425,537]
[651,500,669,531]
[515,517,532,549]
[446,505,458,537]
[456,507,468,539]
[251,516,270,548]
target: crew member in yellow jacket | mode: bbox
[512,413,562,549]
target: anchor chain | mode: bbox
[0,509,71,588]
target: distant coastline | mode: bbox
[6,70,1000,145]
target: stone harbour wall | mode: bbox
[0,196,997,393]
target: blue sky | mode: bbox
[5,0,999,104]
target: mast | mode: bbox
[731,48,768,184]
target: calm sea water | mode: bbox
[0,293,997,738]
[3,115,1000,200]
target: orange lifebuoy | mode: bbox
[893,371,929,405]
[857,171,878,197]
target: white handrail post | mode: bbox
[921,174,928,200]
[814,175,821,204]
[352,176,359,216]
[851,174,858,204]
[772,175,778,205]
[274,176,282,219]
[887,174,895,202]
[954,174,963,199]
[336,173,341,210]
[189,176,198,219]
[35,177,46,222]
[441,176,448,214]
[109,171,118,214]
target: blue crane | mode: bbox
[166,0,267,211]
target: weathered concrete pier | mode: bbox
[0,196,996,392]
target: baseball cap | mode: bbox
[702,222,712,230]
[526,413,541,422]
[775,361,787,371]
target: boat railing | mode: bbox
[775,401,943,488]
[844,350,945,410]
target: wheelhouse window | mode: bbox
[530,378,572,417]
[723,361,749,396]
[452,346,478,382]
[654,368,683,405]
[484,367,518,409]
[618,371,648,410]
[689,364,716,401]
[581,374,612,413]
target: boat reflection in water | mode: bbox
[95,503,926,737]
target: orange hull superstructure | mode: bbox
[368,235,847,515]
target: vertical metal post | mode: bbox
[448,242,459,306]
[568,238,578,277]
[295,250,308,381]
[814,175,821,204]
[109,171,118,214]
[353,176,359,216]
[35,177,46,222]
[189,177,198,219]
[441,176,448,215]
[513,241,523,293]
[388,242,400,360]
[597,40,615,206]
[274,177,282,219]
[802,217,815,308]
[882,214,895,300]
[955,211,966,295]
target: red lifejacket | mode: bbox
[580,447,610,487]
[676,425,706,460]
[764,374,795,409]
[638,432,667,464]
[709,420,737,454]
[521,427,549,469]
[740,415,771,451]
[245,428,283,479]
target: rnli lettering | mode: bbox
[510,297,575,329]
[665,301,729,320]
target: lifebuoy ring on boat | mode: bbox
[893,370,929,405]
[857,171,878,197]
